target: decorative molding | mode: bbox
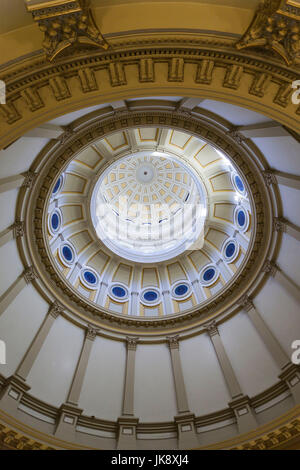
[23,266,37,284]
[0,423,54,450]
[25,0,109,61]
[0,370,298,450]
[236,0,300,65]
[0,38,299,140]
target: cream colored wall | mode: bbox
[278,234,300,285]
[0,283,48,376]
[79,336,126,421]
[0,137,49,178]
[134,343,178,422]
[219,313,280,397]
[255,278,300,355]
[180,334,231,415]
[0,240,23,296]
[0,190,18,232]
[27,316,85,407]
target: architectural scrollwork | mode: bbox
[25,0,109,61]
[236,0,300,65]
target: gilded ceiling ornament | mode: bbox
[236,0,300,65]
[25,0,109,61]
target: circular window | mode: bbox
[232,173,246,195]
[52,175,64,196]
[141,288,161,305]
[81,268,99,289]
[200,265,219,286]
[172,282,191,299]
[234,206,249,232]
[109,285,129,302]
[59,243,75,266]
[223,239,239,263]
[48,209,61,234]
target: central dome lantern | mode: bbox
[90,151,207,263]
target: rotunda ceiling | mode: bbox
[45,126,252,318]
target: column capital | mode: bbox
[167,335,180,349]
[22,171,37,189]
[13,219,25,238]
[204,321,219,337]
[226,129,246,145]
[126,336,139,350]
[48,301,64,318]
[86,324,98,341]
[238,294,254,312]
[262,170,276,186]
[23,266,37,284]
[273,217,286,233]
[262,259,278,277]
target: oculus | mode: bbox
[91,151,207,263]
[109,285,129,302]
[223,239,239,263]
[81,269,99,289]
[59,243,75,266]
[141,288,161,306]
[200,265,219,286]
[172,282,191,299]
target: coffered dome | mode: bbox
[45,127,252,318]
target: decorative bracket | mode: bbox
[25,0,109,61]
[236,0,300,65]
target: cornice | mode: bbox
[0,377,298,450]
[0,34,299,150]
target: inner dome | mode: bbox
[46,126,253,318]
[90,151,207,263]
